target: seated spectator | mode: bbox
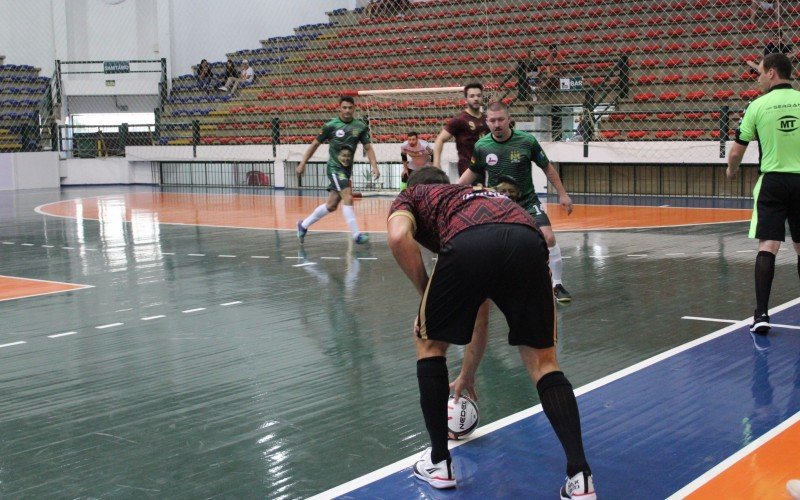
[746,29,796,71]
[501,49,540,103]
[749,0,781,24]
[219,59,254,95]
[537,44,562,97]
[196,59,214,90]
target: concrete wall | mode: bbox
[0,152,60,190]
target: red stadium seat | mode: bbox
[666,28,685,36]
[690,41,709,50]
[659,91,681,101]
[656,112,677,120]
[642,43,661,52]
[687,56,708,66]
[686,91,706,101]
[739,38,760,48]
[646,29,664,37]
[639,59,660,68]
[712,71,733,81]
[637,74,658,84]
[655,131,676,139]
[715,24,735,34]
[740,89,761,100]
[634,92,657,102]
[684,112,705,119]
[715,55,735,64]
[687,72,708,82]
[712,90,735,99]
[620,44,638,54]
[665,57,684,67]
[629,113,649,121]
[586,76,604,86]
[627,130,648,139]
[646,16,664,25]
[609,113,627,121]
[664,42,685,52]
[661,74,682,83]
[682,130,704,139]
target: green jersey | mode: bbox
[316,117,371,169]
[469,129,549,210]
[737,83,800,174]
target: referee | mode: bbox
[726,53,800,334]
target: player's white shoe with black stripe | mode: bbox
[412,448,456,489]
[561,471,596,500]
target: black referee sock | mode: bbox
[537,371,590,478]
[417,356,450,464]
[755,251,776,317]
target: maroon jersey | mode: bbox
[388,184,536,253]
[444,111,490,174]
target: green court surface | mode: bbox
[0,186,797,498]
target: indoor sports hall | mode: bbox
[1,1,799,498]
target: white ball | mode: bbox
[447,395,479,440]
[787,479,800,500]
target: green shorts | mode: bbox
[326,164,352,192]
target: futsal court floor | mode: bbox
[0,185,798,499]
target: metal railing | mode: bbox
[284,161,405,192]
[156,161,275,188]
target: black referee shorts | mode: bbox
[750,172,800,243]
[416,224,556,349]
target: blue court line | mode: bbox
[312,298,800,499]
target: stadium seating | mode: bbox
[0,65,50,152]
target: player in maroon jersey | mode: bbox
[387,167,596,499]
[432,82,490,179]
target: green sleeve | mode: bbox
[737,104,756,144]
[469,144,485,174]
[316,123,332,143]
[530,137,550,169]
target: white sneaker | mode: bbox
[412,448,456,489]
[561,471,596,500]
[218,86,227,91]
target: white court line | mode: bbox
[668,410,800,498]
[0,341,26,349]
[115,308,133,312]
[187,253,205,257]
[627,254,648,257]
[293,262,315,268]
[48,331,77,339]
[320,256,341,260]
[251,255,270,259]
[95,323,123,329]
[682,316,738,324]
[773,323,800,330]
[588,255,609,258]
[85,248,97,251]
[182,308,205,313]
[357,257,377,260]
[736,250,755,253]
[285,256,303,259]
[20,243,34,246]
[2,241,15,245]
[141,315,165,321]
[220,301,242,306]
[701,251,721,255]
[62,246,74,250]
[665,252,686,256]
[562,256,572,259]
[162,252,175,255]
[41,245,54,248]
[218,255,236,258]
[310,297,800,500]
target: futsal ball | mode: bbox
[447,395,479,440]
[787,479,800,499]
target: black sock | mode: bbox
[417,356,450,464]
[755,251,776,317]
[537,371,590,478]
[796,254,800,281]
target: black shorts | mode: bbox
[417,224,556,348]
[750,172,800,242]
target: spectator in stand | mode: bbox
[219,59,254,95]
[500,49,541,103]
[746,29,797,72]
[749,0,781,24]
[538,44,562,97]
[196,59,214,90]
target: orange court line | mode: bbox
[686,418,800,499]
[0,275,93,302]
[36,193,751,233]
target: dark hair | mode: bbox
[339,95,355,105]
[407,131,418,137]
[200,59,208,64]
[407,167,450,187]
[463,82,483,97]
[339,144,355,153]
[495,174,518,186]
[486,101,509,113]
[763,53,792,80]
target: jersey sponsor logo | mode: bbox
[335,129,346,138]
[777,115,799,132]
[510,150,522,163]
[486,153,498,166]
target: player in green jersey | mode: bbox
[726,53,800,335]
[296,96,381,244]
[459,101,574,303]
